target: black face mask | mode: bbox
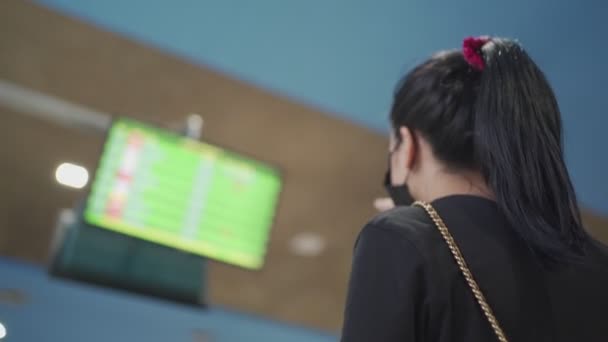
[384,169,414,206]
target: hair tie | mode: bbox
[463,36,490,71]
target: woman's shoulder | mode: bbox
[368,205,435,236]
[359,205,440,254]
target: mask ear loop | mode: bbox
[389,127,417,187]
[383,167,392,188]
[384,146,415,206]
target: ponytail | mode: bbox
[473,38,588,263]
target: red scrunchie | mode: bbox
[463,36,490,71]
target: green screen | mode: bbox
[84,118,282,269]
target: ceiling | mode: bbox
[33,0,608,213]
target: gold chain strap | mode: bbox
[413,201,509,342]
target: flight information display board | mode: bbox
[84,118,282,269]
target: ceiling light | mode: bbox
[0,322,6,339]
[289,232,326,257]
[55,162,89,189]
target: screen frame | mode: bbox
[81,116,284,270]
[48,202,208,308]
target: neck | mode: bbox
[415,168,494,203]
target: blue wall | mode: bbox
[32,1,608,211]
[0,258,335,341]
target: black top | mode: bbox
[341,195,608,342]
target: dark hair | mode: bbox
[390,38,588,264]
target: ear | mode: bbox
[399,126,416,170]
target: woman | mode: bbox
[341,36,608,341]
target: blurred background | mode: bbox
[0,1,606,341]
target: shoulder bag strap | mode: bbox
[413,201,510,342]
